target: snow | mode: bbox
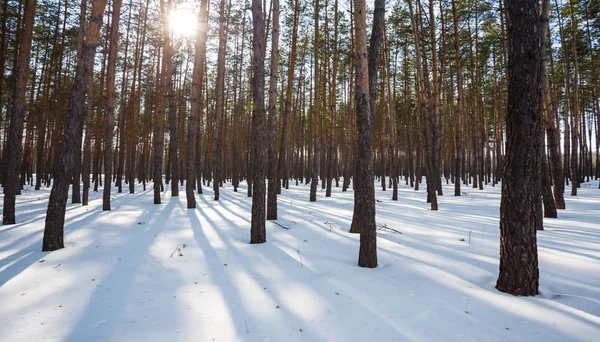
[1,178,599,341]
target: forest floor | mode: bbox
[1,178,599,341]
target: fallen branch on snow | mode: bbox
[272,221,291,230]
[170,244,186,257]
[377,224,402,234]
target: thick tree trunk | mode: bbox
[2,0,36,225]
[250,0,267,244]
[496,0,542,296]
[43,0,107,250]
[350,0,378,269]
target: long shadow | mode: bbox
[186,207,275,339]
[539,242,600,262]
[190,204,414,340]
[64,198,174,341]
[364,236,599,340]
[376,220,600,321]
[0,204,115,287]
[0,183,156,288]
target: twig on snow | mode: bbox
[376,224,402,234]
[272,221,291,230]
[170,244,186,258]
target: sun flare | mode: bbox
[169,9,198,38]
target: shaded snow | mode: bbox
[1,178,599,341]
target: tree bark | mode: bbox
[350,0,378,268]
[43,0,107,250]
[187,0,209,208]
[326,0,339,198]
[266,0,279,219]
[451,0,463,197]
[496,0,542,296]
[213,0,229,201]
[2,0,36,225]
[309,0,320,203]
[567,0,579,195]
[276,0,299,196]
[102,0,122,211]
[165,0,178,197]
[250,0,267,244]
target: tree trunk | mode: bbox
[250,0,267,244]
[326,0,339,199]
[350,0,379,269]
[496,0,541,296]
[43,0,107,250]
[540,0,563,210]
[82,39,93,205]
[213,0,229,201]
[165,0,178,197]
[102,0,122,211]
[153,40,165,204]
[567,0,580,195]
[266,0,279,219]
[115,5,132,193]
[276,0,299,196]
[2,0,36,225]
[451,0,463,196]
[187,0,209,208]
[309,0,320,203]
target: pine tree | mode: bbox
[43,0,108,250]
[496,0,542,296]
[250,0,267,244]
[350,0,380,268]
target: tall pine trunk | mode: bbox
[2,0,37,225]
[213,0,229,201]
[165,0,178,197]
[43,0,107,250]
[496,0,542,296]
[250,0,267,244]
[102,0,122,211]
[350,0,380,268]
[276,0,299,195]
[187,0,208,208]
[266,0,279,219]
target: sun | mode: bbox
[169,9,198,38]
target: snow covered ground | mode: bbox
[1,178,599,341]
